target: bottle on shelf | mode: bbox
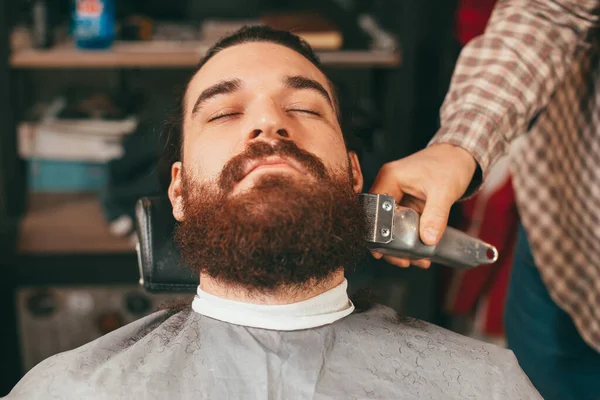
[72,0,115,50]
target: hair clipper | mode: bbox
[359,193,498,269]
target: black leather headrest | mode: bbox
[135,197,198,293]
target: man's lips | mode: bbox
[242,156,306,179]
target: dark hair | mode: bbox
[158,25,355,190]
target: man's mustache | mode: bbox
[218,140,329,192]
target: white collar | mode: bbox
[191,279,354,331]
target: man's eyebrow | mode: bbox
[191,79,242,116]
[285,75,333,108]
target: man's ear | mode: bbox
[168,161,185,221]
[348,151,364,193]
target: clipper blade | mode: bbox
[358,193,394,244]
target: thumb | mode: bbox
[420,193,452,246]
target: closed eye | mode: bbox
[288,109,321,117]
[208,112,241,122]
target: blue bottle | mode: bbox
[73,0,115,49]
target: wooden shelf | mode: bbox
[10,41,401,69]
[18,193,135,254]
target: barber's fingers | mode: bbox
[411,259,431,269]
[382,255,411,268]
[370,250,383,259]
[371,250,431,269]
[400,196,425,213]
[371,250,411,267]
[381,256,430,269]
[369,161,406,205]
[419,190,452,246]
[371,250,409,266]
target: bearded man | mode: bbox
[5,26,540,399]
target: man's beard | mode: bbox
[174,140,368,294]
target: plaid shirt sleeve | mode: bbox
[431,0,600,178]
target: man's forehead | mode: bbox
[185,42,330,108]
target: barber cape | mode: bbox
[6,281,540,399]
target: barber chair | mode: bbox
[135,196,198,293]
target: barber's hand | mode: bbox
[369,144,477,269]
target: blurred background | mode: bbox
[0,0,515,395]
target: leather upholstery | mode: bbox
[135,197,198,293]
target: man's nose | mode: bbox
[246,102,290,144]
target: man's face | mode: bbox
[169,42,361,210]
[169,41,367,293]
